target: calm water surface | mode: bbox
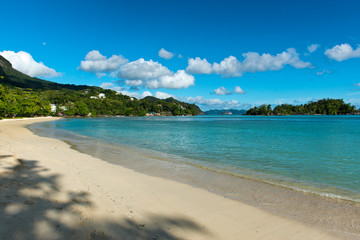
[32,115,360,201]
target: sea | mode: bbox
[29,115,360,237]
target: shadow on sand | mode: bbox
[0,156,210,240]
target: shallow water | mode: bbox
[29,116,360,238]
[31,115,360,201]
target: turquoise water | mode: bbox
[36,115,360,201]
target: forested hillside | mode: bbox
[246,99,359,115]
[0,56,202,118]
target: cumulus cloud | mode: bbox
[154,70,195,89]
[213,86,246,95]
[118,59,195,89]
[117,90,175,100]
[234,86,245,94]
[186,57,213,74]
[241,48,312,71]
[0,50,61,78]
[154,91,175,99]
[213,56,242,77]
[118,90,153,99]
[125,80,143,87]
[186,48,311,77]
[99,82,114,89]
[307,44,320,53]
[118,58,171,80]
[325,43,360,61]
[96,72,106,78]
[213,87,231,95]
[181,96,251,110]
[78,50,128,74]
[158,48,174,59]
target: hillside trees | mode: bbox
[0,84,202,118]
[246,99,358,115]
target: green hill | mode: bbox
[0,56,202,118]
[0,55,95,91]
[246,99,359,115]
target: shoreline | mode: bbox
[0,117,357,239]
[30,118,360,238]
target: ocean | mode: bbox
[30,115,360,202]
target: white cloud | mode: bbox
[118,59,195,89]
[186,57,213,74]
[213,86,245,95]
[154,70,195,89]
[213,56,242,77]
[0,50,61,78]
[154,91,175,99]
[354,83,360,87]
[241,48,312,72]
[78,50,128,73]
[158,48,174,60]
[118,90,153,99]
[117,90,174,100]
[316,69,331,75]
[182,96,251,110]
[345,98,360,109]
[96,72,106,78]
[42,42,47,46]
[307,44,320,53]
[112,86,126,92]
[186,48,311,77]
[214,87,231,95]
[118,58,171,80]
[325,43,360,61]
[234,86,245,94]
[125,80,143,87]
[140,91,153,98]
[99,82,114,89]
[347,92,360,96]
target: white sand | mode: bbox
[0,118,343,240]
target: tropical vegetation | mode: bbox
[246,99,359,115]
[0,55,202,118]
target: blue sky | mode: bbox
[1,0,360,110]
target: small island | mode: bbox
[246,99,360,115]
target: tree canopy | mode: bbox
[246,99,359,115]
[0,84,202,118]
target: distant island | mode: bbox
[0,56,202,118]
[246,99,360,115]
[204,109,247,115]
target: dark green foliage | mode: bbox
[0,85,52,117]
[0,55,97,91]
[246,99,358,115]
[0,84,202,118]
[0,56,202,118]
[246,104,272,115]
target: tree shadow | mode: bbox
[0,156,210,240]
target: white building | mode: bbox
[50,104,57,113]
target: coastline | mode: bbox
[0,118,356,239]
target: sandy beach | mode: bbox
[0,118,350,240]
